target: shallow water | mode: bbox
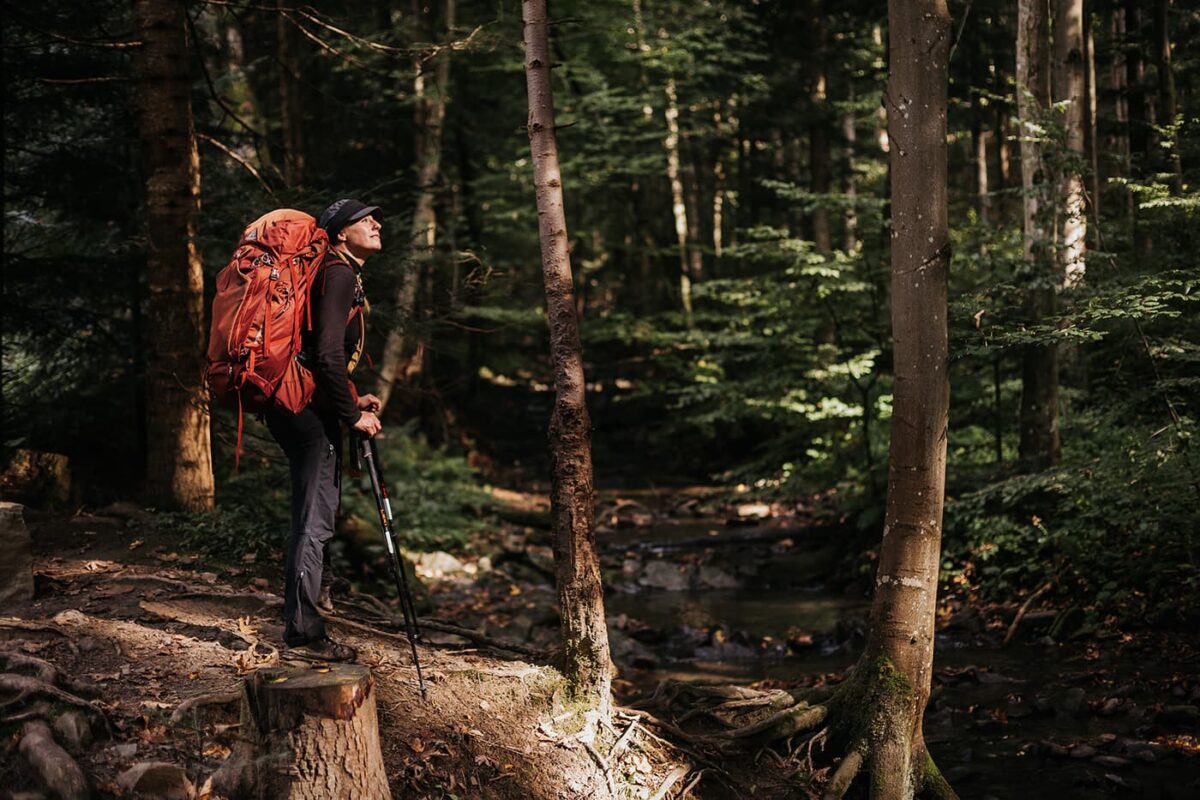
[603,523,1200,799]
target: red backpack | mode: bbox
[206,209,330,464]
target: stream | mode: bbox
[596,518,1200,799]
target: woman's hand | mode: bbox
[352,411,382,437]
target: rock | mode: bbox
[1157,704,1200,726]
[117,762,195,800]
[638,561,692,591]
[943,765,976,783]
[476,556,493,573]
[52,609,88,627]
[1092,755,1131,768]
[53,710,93,754]
[1040,741,1070,758]
[1070,744,1098,759]
[96,501,152,525]
[0,450,71,507]
[0,502,34,606]
[695,565,739,589]
[1099,697,1122,716]
[1047,606,1085,640]
[1053,687,1088,716]
[734,502,770,519]
[109,742,139,760]
[415,550,465,577]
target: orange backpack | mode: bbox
[206,209,330,463]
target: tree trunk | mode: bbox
[1110,8,1135,231]
[860,0,954,795]
[1153,0,1182,193]
[132,0,215,512]
[842,91,859,251]
[238,666,391,799]
[809,8,833,253]
[1053,0,1086,288]
[664,77,694,321]
[376,0,456,411]
[522,0,612,710]
[1017,0,1061,470]
[1084,8,1101,246]
[277,1,305,186]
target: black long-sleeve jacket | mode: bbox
[303,250,367,425]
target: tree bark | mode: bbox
[863,0,953,795]
[240,665,391,799]
[376,0,456,411]
[842,90,859,251]
[132,0,215,511]
[522,0,612,710]
[277,1,304,186]
[1053,0,1086,288]
[664,77,694,322]
[809,7,833,252]
[1017,0,1060,470]
[1153,0,1182,193]
[1083,8,1100,246]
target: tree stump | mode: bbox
[242,665,391,800]
[0,502,34,606]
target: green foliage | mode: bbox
[339,423,490,552]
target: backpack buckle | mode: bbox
[269,267,279,281]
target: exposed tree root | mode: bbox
[821,745,864,800]
[2,699,51,724]
[0,673,110,734]
[325,610,546,659]
[649,765,689,800]
[921,751,960,800]
[722,702,828,740]
[169,689,242,724]
[0,650,97,696]
[18,719,89,800]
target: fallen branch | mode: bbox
[326,611,545,659]
[1002,582,1053,647]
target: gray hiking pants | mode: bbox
[266,407,340,645]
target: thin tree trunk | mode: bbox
[864,0,954,795]
[376,0,456,411]
[1110,8,1135,231]
[1054,0,1087,288]
[1084,8,1101,246]
[277,1,304,186]
[1153,0,1182,192]
[842,90,859,251]
[664,77,694,322]
[132,0,215,511]
[809,8,833,253]
[521,0,612,711]
[1017,0,1061,470]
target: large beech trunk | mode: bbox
[132,0,215,512]
[376,0,456,411]
[1053,0,1087,288]
[236,665,391,800]
[1017,0,1061,470]
[521,0,612,708]
[859,0,954,795]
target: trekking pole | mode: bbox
[355,433,428,700]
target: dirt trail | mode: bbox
[1,509,695,800]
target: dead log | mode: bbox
[18,719,89,800]
[241,664,391,799]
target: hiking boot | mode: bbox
[281,636,358,663]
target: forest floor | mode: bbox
[3,489,1200,799]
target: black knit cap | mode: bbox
[318,198,382,236]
